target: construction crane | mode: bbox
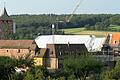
[66,0,84,22]
[53,0,84,29]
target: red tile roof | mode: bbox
[110,33,120,45]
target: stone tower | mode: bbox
[0,7,14,39]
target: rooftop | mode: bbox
[0,40,34,49]
[35,35,105,52]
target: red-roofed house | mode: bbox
[104,33,120,46]
[103,33,120,54]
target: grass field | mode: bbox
[62,28,120,37]
[109,25,120,31]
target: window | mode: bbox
[114,41,117,44]
[18,49,20,53]
[59,51,62,55]
[29,50,31,53]
[51,51,53,55]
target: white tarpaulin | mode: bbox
[35,35,105,52]
[92,38,105,51]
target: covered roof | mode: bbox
[35,35,105,51]
[0,40,34,49]
[92,38,105,51]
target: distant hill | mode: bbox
[11,14,120,39]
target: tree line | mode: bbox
[1,54,120,80]
[0,55,103,80]
[11,14,120,39]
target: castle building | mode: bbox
[0,7,15,39]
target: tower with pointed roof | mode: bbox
[0,7,14,39]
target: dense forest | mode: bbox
[12,14,120,39]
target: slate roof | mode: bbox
[37,44,88,58]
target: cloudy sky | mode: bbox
[0,0,120,15]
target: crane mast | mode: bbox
[67,0,84,22]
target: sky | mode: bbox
[0,0,120,15]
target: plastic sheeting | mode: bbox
[35,35,105,52]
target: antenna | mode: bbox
[4,2,6,8]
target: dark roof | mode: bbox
[0,7,12,20]
[0,40,34,49]
[37,44,88,58]
[53,44,88,56]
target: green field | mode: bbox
[109,25,120,31]
[62,27,120,37]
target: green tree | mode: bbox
[0,56,17,80]
[62,55,103,80]
[23,66,46,80]
[101,60,120,80]
[17,54,34,67]
[24,71,35,80]
[34,67,45,80]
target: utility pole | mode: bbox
[13,20,16,33]
[56,17,59,30]
[52,24,55,44]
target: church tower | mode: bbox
[0,7,15,39]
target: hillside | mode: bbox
[11,14,120,39]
